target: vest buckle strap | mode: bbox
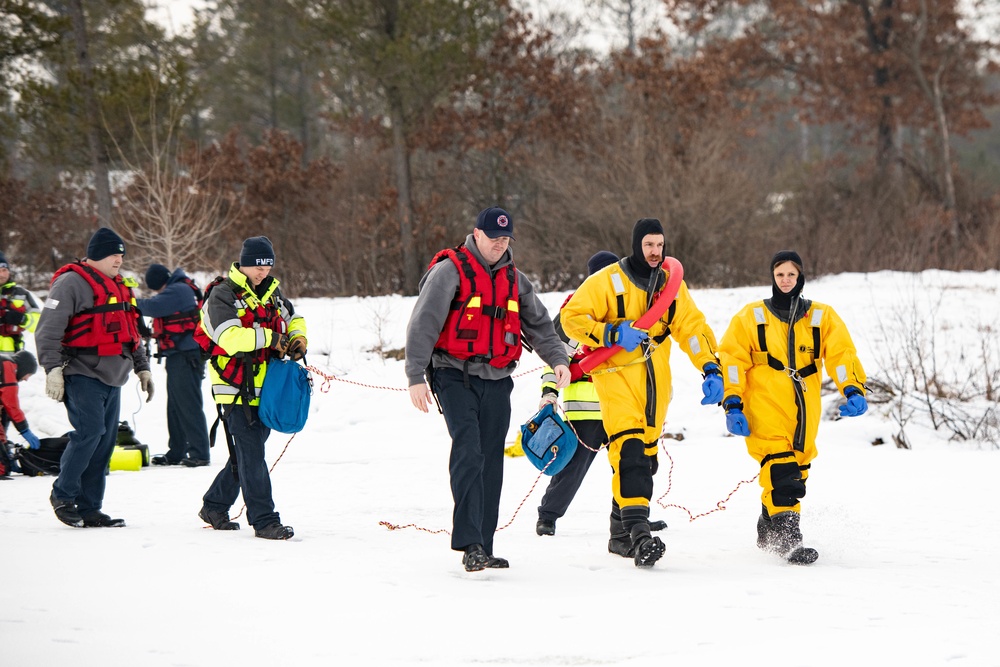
[482,305,507,319]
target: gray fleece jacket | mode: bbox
[405,234,565,386]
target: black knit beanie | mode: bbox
[770,250,805,310]
[626,218,664,280]
[145,264,171,291]
[240,236,275,267]
[87,227,126,261]
[587,250,619,276]
[13,350,38,381]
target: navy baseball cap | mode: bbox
[475,206,515,240]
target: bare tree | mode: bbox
[900,0,968,242]
[110,85,242,271]
[584,0,661,54]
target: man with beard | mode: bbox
[561,218,722,568]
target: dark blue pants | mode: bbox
[164,349,211,462]
[53,374,121,515]
[537,419,607,522]
[202,404,279,529]
[433,368,513,555]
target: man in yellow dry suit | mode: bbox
[718,250,868,564]
[561,218,722,568]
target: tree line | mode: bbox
[1,0,998,297]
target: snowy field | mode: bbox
[3,269,999,667]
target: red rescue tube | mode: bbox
[578,256,684,374]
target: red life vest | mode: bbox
[52,262,141,357]
[196,276,285,390]
[151,277,203,353]
[430,245,522,369]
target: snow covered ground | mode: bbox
[3,269,999,667]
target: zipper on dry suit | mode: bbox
[785,295,809,451]
[642,264,661,427]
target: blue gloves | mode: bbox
[723,398,750,436]
[19,428,41,450]
[603,320,648,352]
[701,363,723,405]
[839,386,868,417]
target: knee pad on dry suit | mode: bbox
[768,459,807,508]
[619,438,654,500]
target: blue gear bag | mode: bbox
[519,403,578,476]
[259,358,312,433]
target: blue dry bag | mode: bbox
[259,358,312,433]
[519,403,578,476]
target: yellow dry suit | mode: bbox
[718,298,866,516]
[561,262,718,510]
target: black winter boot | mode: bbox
[769,511,818,565]
[629,522,665,568]
[608,501,631,557]
[485,553,509,569]
[462,544,489,572]
[199,506,240,530]
[757,510,775,551]
[255,522,294,540]
[535,519,555,536]
[50,492,84,528]
[82,511,126,528]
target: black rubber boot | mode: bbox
[769,511,818,565]
[757,509,775,551]
[608,501,631,557]
[630,522,665,568]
